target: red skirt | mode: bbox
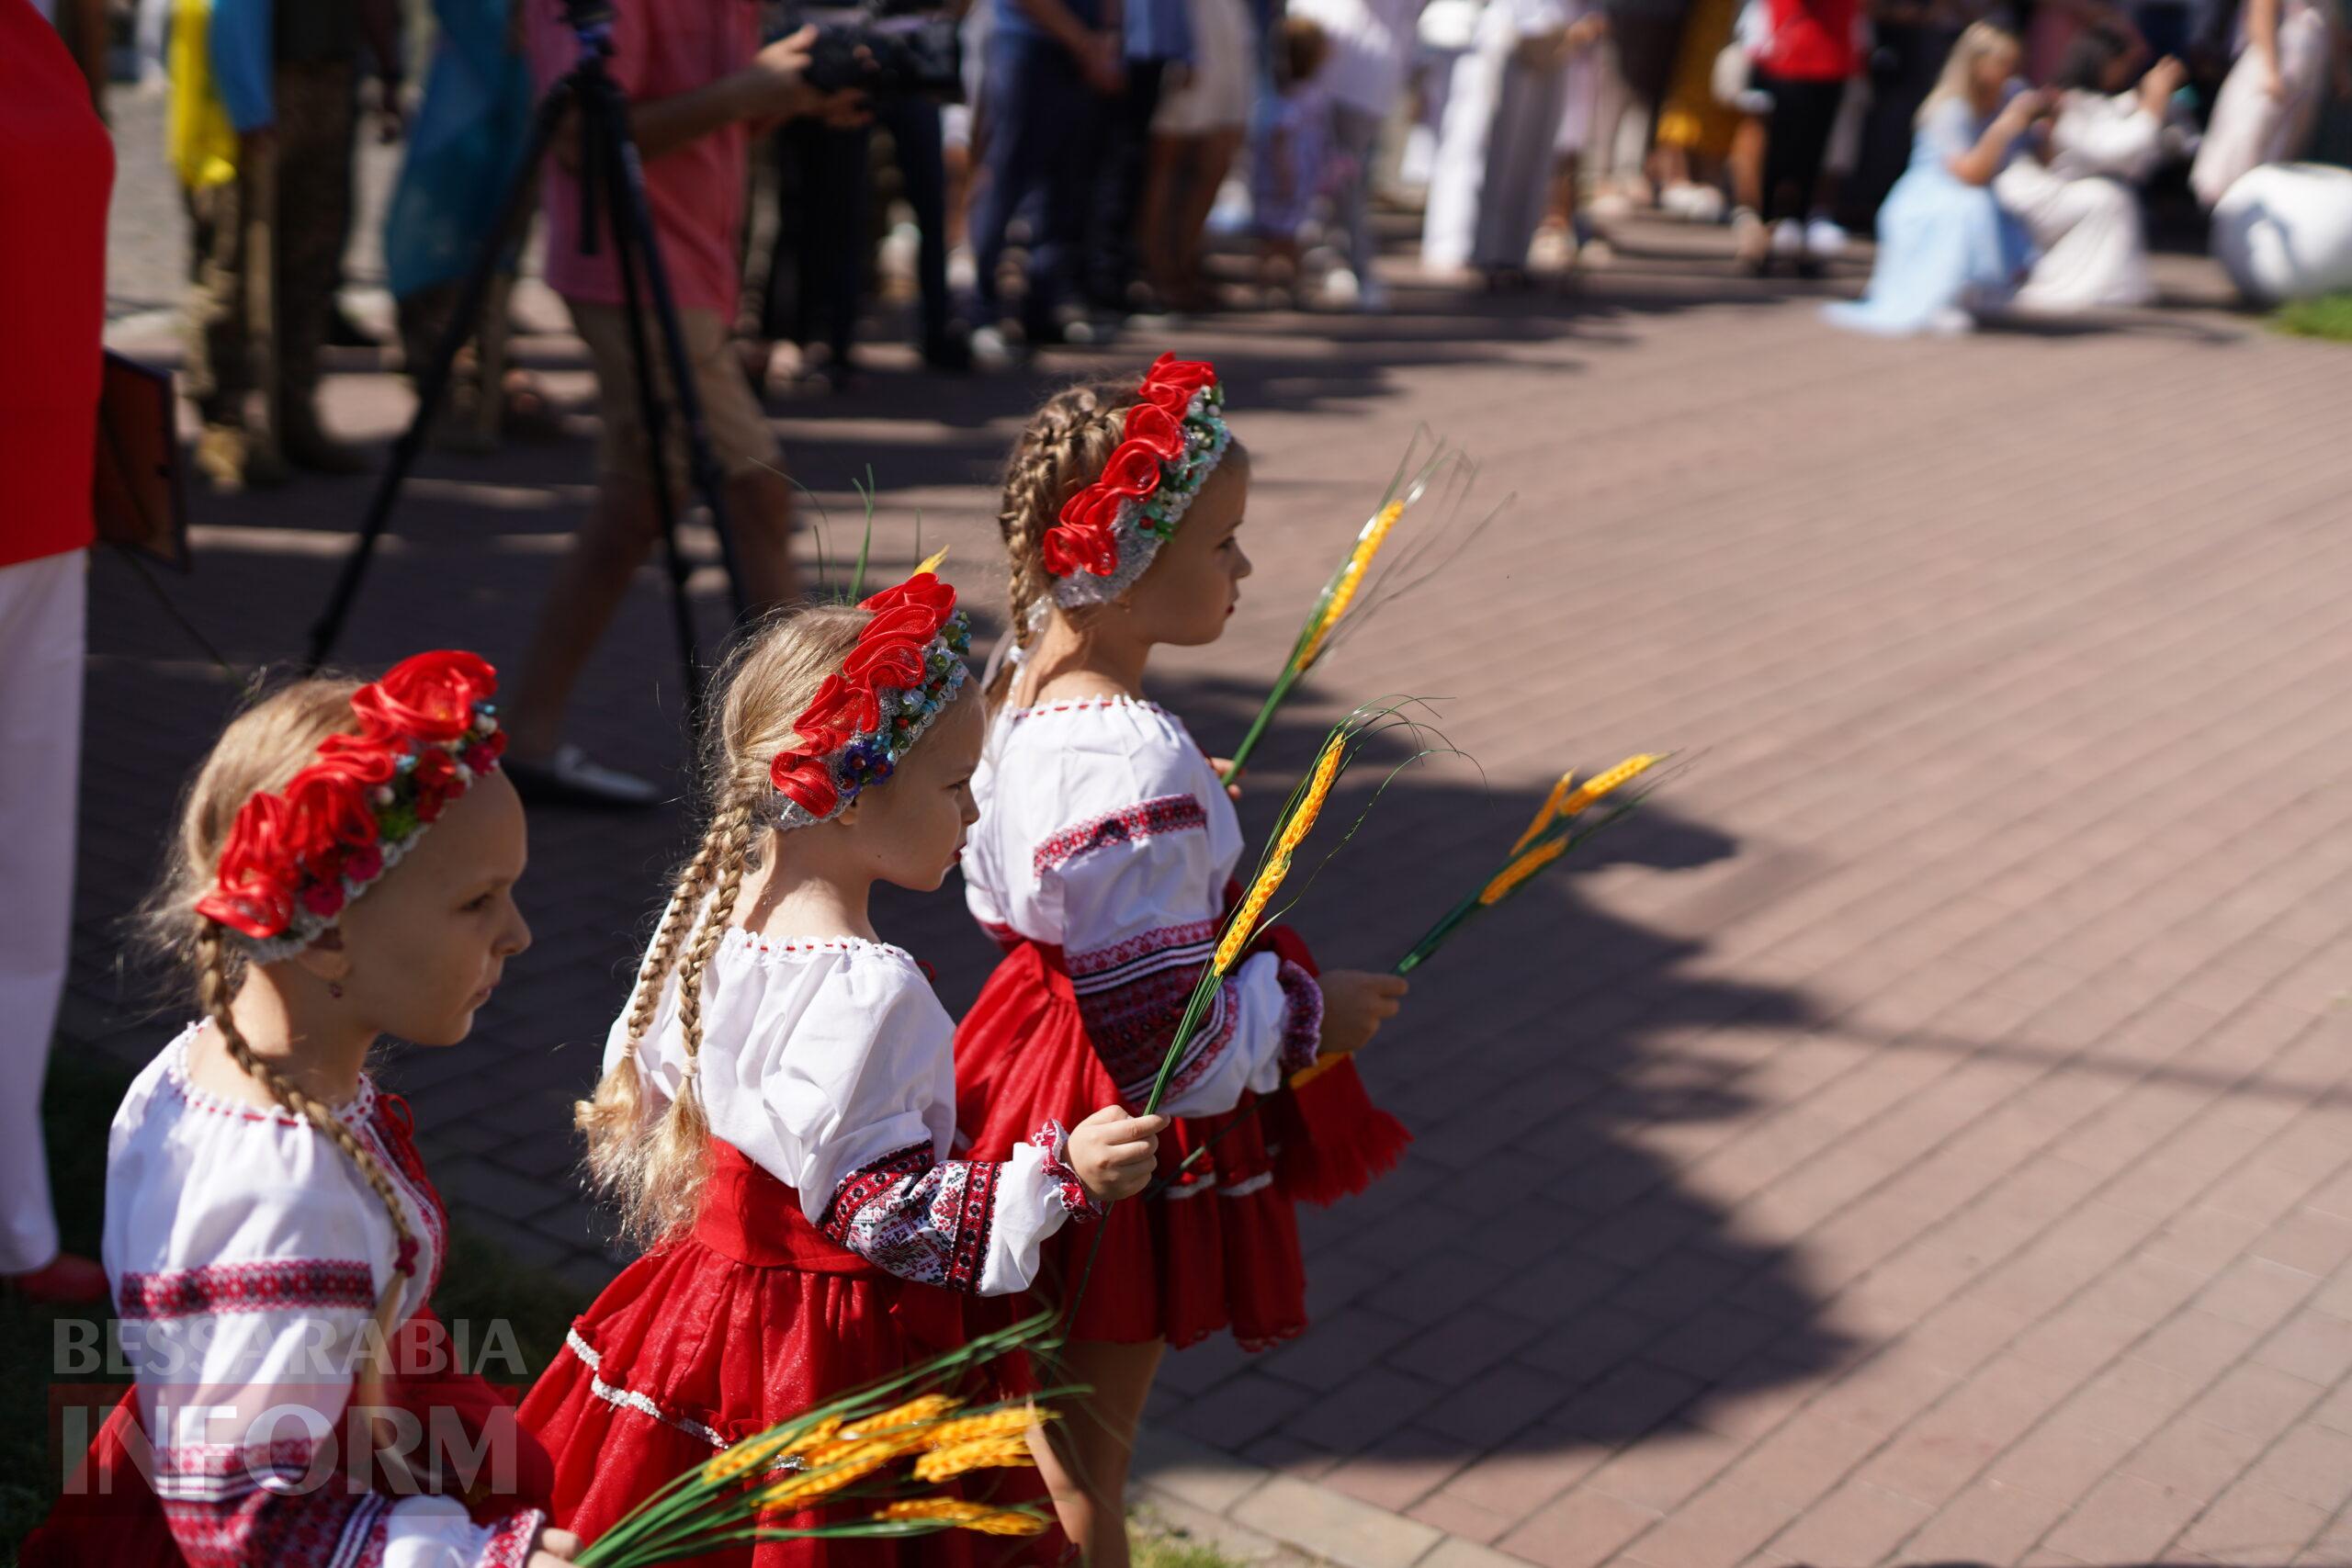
[20,1305,553,1568]
[516,1141,1063,1568]
[953,927,1408,1351]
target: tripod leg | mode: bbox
[589,96,707,715]
[304,81,579,673]
[583,76,753,625]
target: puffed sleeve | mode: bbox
[2052,92,2162,180]
[1033,766,1324,1120]
[110,1140,544,1567]
[752,953,1102,1296]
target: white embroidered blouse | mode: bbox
[104,1026,545,1568]
[613,932,1095,1295]
[960,696,1323,1117]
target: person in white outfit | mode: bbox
[2189,0,2339,207]
[1999,32,2185,310]
[1424,0,1609,278]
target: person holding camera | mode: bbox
[512,1,857,807]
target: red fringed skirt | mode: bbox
[20,1304,553,1568]
[953,925,1409,1351]
[516,1141,1061,1568]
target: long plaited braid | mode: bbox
[989,382,1131,700]
[613,797,757,1243]
[194,923,414,1414]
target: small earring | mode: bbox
[328,981,345,1000]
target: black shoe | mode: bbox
[504,744,665,808]
[326,304,379,349]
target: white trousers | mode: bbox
[0,549,86,1275]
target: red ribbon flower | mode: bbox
[1040,353,1219,583]
[196,794,298,941]
[1041,518,1122,580]
[282,766,383,882]
[770,752,841,818]
[1121,402,1186,459]
[352,650,498,744]
[1138,353,1216,416]
[410,747,461,824]
[767,569,961,817]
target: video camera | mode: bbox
[800,0,966,100]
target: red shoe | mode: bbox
[9,1253,108,1304]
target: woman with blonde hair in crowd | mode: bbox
[1826,20,2041,332]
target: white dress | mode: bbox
[1997,88,2163,310]
[960,695,1323,1114]
[99,1027,546,1567]
[1421,0,1588,270]
[2191,0,2337,208]
[615,933,1091,1293]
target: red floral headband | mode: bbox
[767,567,973,827]
[196,651,508,957]
[1040,354,1229,608]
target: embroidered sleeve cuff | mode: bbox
[477,1506,548,1568]
[1275,959,1325,1077]
[1033,1119,1106,1221]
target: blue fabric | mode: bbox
[993,0,1104,46]
[1125,0,1193,63]
[209,0,275,132]
[383,0,534,300]
[968,30,1099,330]
[1825,95,2034,335]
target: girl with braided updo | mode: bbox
[520,569,1160,1566]
[956,356,1412,1567]
[24,653,575,1568]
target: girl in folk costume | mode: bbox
[956,355,1413,1565]
[24,653,575,1568]
[518,570,1165,1563]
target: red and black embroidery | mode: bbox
[119,1260,378,1320]
[820,1144,1004,1294]
[1033,794,1207,878]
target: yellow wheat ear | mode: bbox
[1555,754,1659,819]
[1297,500,1406,670]
[1214,737,1346,975]
[1511,771,1577,855]
[1479,837,1570,906]
[915,547,952,577]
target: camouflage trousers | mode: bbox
[183,61,356,428]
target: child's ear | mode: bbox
[293,929,355,987]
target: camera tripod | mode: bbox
[305,0,747,706]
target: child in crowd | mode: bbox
[1253,17,1338,303]
[25,652,575,1567]
[520,569,1163,1563]
[955,355,1413,1565]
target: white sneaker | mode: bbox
[946,247,978,293]
[1323,267,1363,308]
[1683,186,1726,225]
[969,324,1014,372]
[1804,217,1849,259]
[1770,219,1804,259]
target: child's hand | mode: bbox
[1317,971,1408,1058]
[1208,757,1243,799]
[1068,1105,1167,1203]
[528,1527,582,1565]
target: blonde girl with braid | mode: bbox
[518,567,1161,1567]
[23,652,577,1568]
[955,355,1411,1567]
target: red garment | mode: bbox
[954,924,1408,1350]
[0,0,110,569]
[517,1141,1063,1567]
[1753,0,1862,81]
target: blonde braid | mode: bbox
[616,798,757,1245]
[989,382,1131,703]
[195,924,414,1413]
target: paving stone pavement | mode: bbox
[73,103,2352,1567]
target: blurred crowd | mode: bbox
[23,0,2352,796]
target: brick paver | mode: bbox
[68,90,2352,1567]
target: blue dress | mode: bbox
[1825,95,2034,335]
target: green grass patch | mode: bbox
[2,1047,592,1563]
[2273,294,2352,341]
[1133,1522,1261,1568]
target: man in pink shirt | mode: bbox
[508,5,845,805]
